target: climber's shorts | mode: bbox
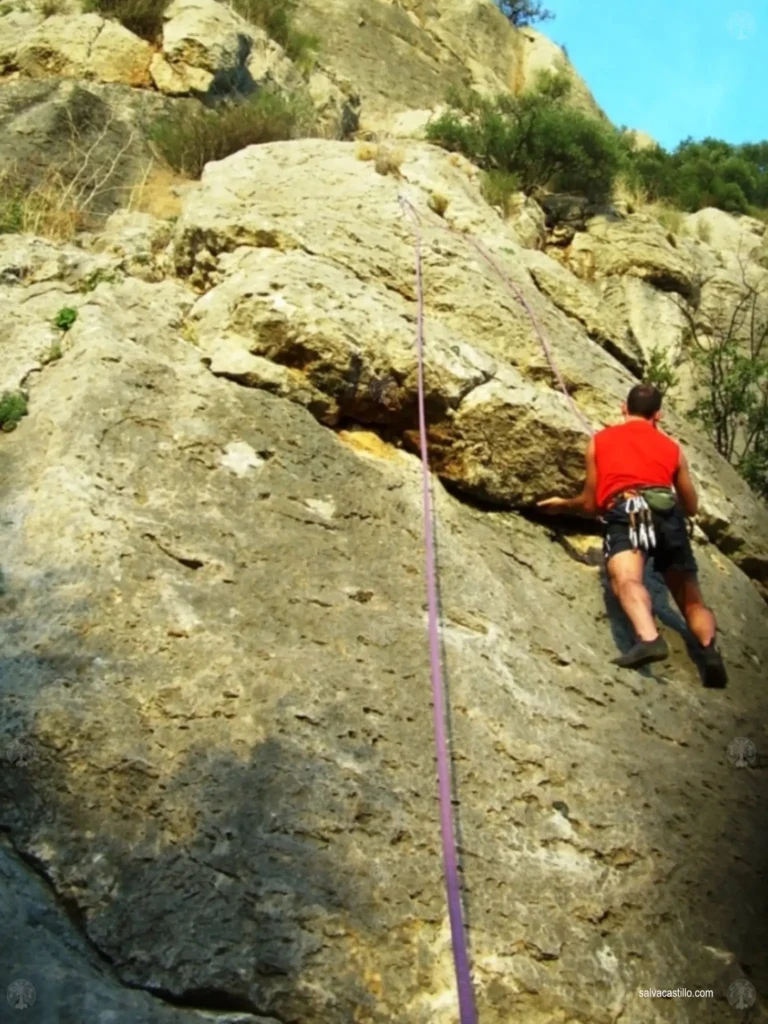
[601,499,698,575]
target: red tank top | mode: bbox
[594,419,680,510]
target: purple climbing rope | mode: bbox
[465,237,595,438]
[398,195,478,1024]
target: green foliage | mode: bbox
[427,72,624,204]
[81,0,169,41]
[481,170,521,216]
[0,391,28,433]
[644,346,680,396]
[682,265,768,499]
[494,0,554,26]
[0,189,24,235]
[149,88,314,179]
[79,268,118,293]
[230,0,319,64]
[54,306,78,331]
[626,136,768,217]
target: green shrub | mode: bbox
[681,264,768,499]
[644,345,679,396]
[481,170,520,216]
[230,0,318,65]
[0,392,28,433]
[54,307,78,331]
[427,72,624,204]
[81,0,169,41]
[149,88,314,178]
[627,137,768,218]
[495,0,554,26]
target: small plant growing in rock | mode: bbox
[0,392,28,433]
[374,145,404,178]
[39,0,66,16]
[54,307,78,331]
[481,170,520,217]
[79,268,117,293]
[428,192,449,217]
[696,220,713,244]
[644,345,679,397]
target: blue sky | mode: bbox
[540,0,767,151]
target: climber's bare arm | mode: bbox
[537,438,598,516]
[674,450,699,517]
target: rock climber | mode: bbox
[537,383,728,688]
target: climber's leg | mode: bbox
[663,569,727,688]
[604,547,669,668]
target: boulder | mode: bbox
[685,206,766,259]
[172,139,768,598]
[15,13,153,87]
[154,0,258,96]
[559,212,697,299]
[0,9,43,73]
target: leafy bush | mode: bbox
[0,392,28,433]
[681,260,768,499]
[149,88,314,178]
[626,137,768,217]
[82,0,169,41]
[495,0,554,26]
[426,72,624,204]
[230,0,318,64]
[644,345,680,396]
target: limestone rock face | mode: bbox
[15,13,153,87]
[295,0,602,136]
[1,203,767,1021]
[1,50,768,1024]
[557,213,697,298]
[0,78,189,219]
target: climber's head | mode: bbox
[622,383,663,424]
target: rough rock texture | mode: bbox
[173,139,768,597]
[14,13,153,87]
[296,0,602,136]
[0,78,192,218]
[1,75,768,1024]
[0,225,766,1021]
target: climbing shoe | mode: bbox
[700,640,728,689]
[611,636,669,670]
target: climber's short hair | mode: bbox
[627,383,662,419]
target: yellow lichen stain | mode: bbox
[337,429,403,461]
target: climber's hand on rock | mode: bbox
[537,496,568,514]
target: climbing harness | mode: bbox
[398,195,478,1024]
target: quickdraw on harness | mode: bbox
[622,492,657,553]
[397,192,595,1024]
